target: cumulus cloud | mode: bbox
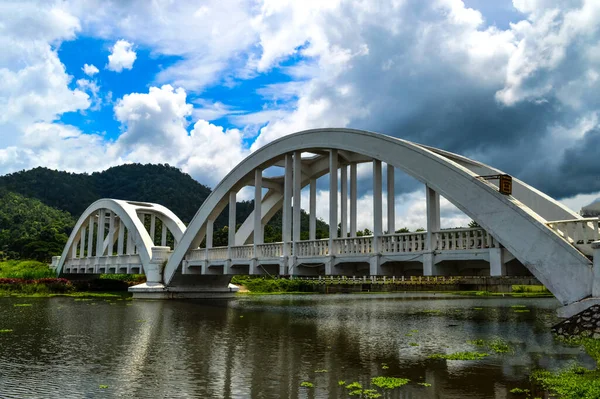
[82,63,99,76]
[107,39,136,72]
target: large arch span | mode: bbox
[162,128,594,306]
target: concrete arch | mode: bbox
[164,128,592,305]
[56,199,186,275]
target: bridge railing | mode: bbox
[379,232,427,253]
[207,247,229,260]
[546,218,599,256]
[231,244,254,259]
[256,243,286,258]
[296,239,330,256]
[433,228,494,251]
[334,236,373,255]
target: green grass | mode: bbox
[0,260,55,279]
[371,376,410,389]
[428,351,489,360]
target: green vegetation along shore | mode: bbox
[0,260,143,297]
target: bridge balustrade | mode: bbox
[231,245,254,259]
[334,236,374,255]
[379,232,426,253]
[433,228,494,251]
[296,239,329,256]
[546,218,600,256]
[257,242,287,258]
[207,247,229,260]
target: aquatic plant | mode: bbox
[428,351,489,360]
[338,380,346,386]
[488,339,511,354]
[360,389,382,398]
[514,309,530,313]
[300,381,314,388]
[409,342,419,347]
[314,369,328,373]
[410,329,419,333]
[13,303,32,307]
[473,307,483,310]
[530,337,600,399]
[0,329,13,333]
[418,382,432,387]
[371,376,410,389]
[345,382,362,390]
[381,363,389,370]
[510,305,527,308]
[509,387,530,394]
[99,385,108,389]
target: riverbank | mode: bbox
[231,276,553,297]
[0,260,142,297]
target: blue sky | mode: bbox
[1,0,599,228]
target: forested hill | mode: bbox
[0,164,329,261]
[0,164,212,223]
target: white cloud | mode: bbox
[107,39,136,72]
[82,63,99,76]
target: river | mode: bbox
[0,293,593,398]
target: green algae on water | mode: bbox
[418,382,432,387]
[13,303,32,307]
[0,329,13,333]
[300,381,313,388]
[428,351,489,360]
[345,381,362,390]
[371,376,410,389]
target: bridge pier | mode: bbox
[422,252,441,276]
[489,247,506,277]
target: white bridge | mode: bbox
[52,129,600,317]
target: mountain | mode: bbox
[0,164,329,261]
[0,164,212,223]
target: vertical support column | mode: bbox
[107,212,115,256]
[293,151,302,243]
[387,165,395,234]
[350,163,357,237]
[228,191,237,246]
[489,246,506,276]
[426,185,441,251]
[150,214,156,243]
[80,225,86,258]
[87,216,94,258]
[95,210,105,257]
[252,169,263,275]
[161,223,167,247]
[117,219,125,255]
[372,160,382,254]
[206,219,214,249]
[72,237,79,258]
[340,165,348,238]
[592,241,600,297]
[309,178,317,240]
[283,154,293,256]
[126,224,135,255]
[329,150,338,257]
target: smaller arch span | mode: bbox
[56,199,185,276]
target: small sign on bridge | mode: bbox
[478,174,512,195]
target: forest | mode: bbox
[0,164,330,261]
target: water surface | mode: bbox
[0,293,592,398]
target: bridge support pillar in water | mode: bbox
[422,253,440,276]
[489,247,506,277]
[129,246,239,299]
[557,241,600,318]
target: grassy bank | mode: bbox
[0,260,143,297]
[231,276,553,297]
